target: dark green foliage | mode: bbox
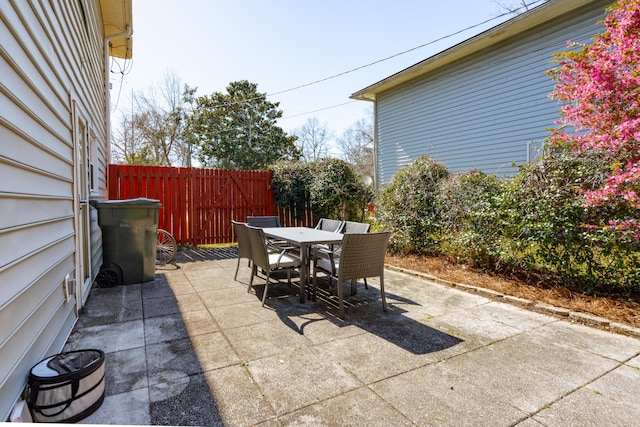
[437,170,504,266]
[372,153,639,294]
[271,159,373,223]
[375,156,449,254]
[309,159,373,222]
[500,150,639,293]
[186,80,299,170]
[270,161,313,221]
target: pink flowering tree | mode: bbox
[548,0,640,240]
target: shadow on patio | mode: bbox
[181,246,464,355]
[65,246,462,425]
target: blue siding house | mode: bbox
[351,0,612,184]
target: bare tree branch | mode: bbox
[336,108,374,180]
[494,0,548,16]
[294,117,333,162]
[111,70,193,166]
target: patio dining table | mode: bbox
[262,226,344,303]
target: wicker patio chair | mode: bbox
[341,221,371,288]
[312,220,371,290]
[247,216,282,228]
[246,225,301,307]
[342,220,370,234]
[231,220,252,281]
[314,218,344,233]
[312,231,391,317]
[311,218,345,257]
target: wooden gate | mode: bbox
[108,165,276,245]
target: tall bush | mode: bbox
[309,158,373,222]
[500,150,639,293]
[270,161,312,222]
[437,170,504,266]
[548,0,640,239]
[271,159,373,223]
[375,156,449,254]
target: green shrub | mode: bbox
[309,158,373,222]
[270,161,312,221]
[271,159,373,223]
[375,156,449,254]
[500,149,640,293]
[437,170,504,266]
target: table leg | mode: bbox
[299,243,308,303]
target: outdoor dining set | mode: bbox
[231,216,391,317]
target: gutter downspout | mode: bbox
[104,26,132,173]
[373,101,379,189]
[350,93,379,188]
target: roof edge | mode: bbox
[100,0,133,59]
[350,0,605,101]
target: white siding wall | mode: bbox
[0,0,108,419]
[375,1,608,184]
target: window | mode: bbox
[527,140,545,163]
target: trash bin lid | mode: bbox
[94,198,161,208]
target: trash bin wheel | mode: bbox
[156,229,177,264]
[96,264,123,288]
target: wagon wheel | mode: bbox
[96,264,123,288]
[156,229,178,264]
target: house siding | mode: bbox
[0,0,109,419]
[375,1,608,184]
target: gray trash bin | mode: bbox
[95,198,161,286]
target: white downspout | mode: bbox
[373,100,379,189]
[104,26,132,169]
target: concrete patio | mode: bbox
[64,247,640,426]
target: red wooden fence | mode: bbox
[108,165,281,245]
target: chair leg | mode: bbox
[349,278,368,294]
[338,278,345,318]
[312,262,318,301]
[380,272,387,312]
[328,274,336,295]
[248,264,256,293]
[311,263,330,301]
[262,270,271,307]
[234,257,241,281]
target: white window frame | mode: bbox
[527,139,545,163]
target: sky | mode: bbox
[109,0,530,144]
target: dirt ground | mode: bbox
[386,254,640,329]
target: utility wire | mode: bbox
[280,101,358,120]
[268,0,545,98]
[113,0,545,119]
[110,55,134,112]
[273,1,546,119]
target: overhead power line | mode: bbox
[280,101,358,120]
[267,0,545,98]
[112,0,545,119]
[266,1,546,120]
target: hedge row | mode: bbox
[374,154,639,294]
[270,154,638,294]
[270,158,373,223]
